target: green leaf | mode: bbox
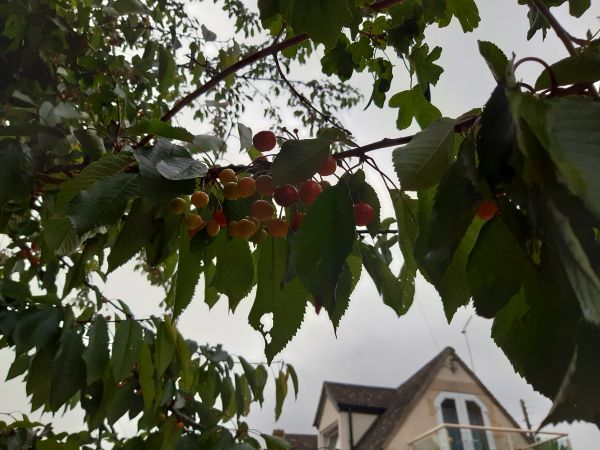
[74,128,105,161]
[250,238,308,363]
[108,199,156,273]
[467,217,535,318]
[393,118,455,191]
[271,138,330,186]
[112,0,148,15]
[14,307,61,354]
[296,181,354,309]
[55,154,134,211]
[6,353,30,380]
[543,325,600,427]
[262,434,292,450]
[360,242,411,316]
[50,330,86,411]
[545,200,600,325]
[67,173,140,234]
[238,123,253,150]
[330,247,362,329]
[274,370,288,420]
[258,0,354,48]
[235,374,252,417]
[321,36,358,81]
[568,0,590,17]
[215,234,255,311]
[478,41,509,82]
[287,364,299,399]
[127,119,194,143]
[170,222,203,319]
[411,44,443,87]
[138,342,155,412]
[83,316,109,384]
[239,357,262,404]
[389,86,442,131]
[156,157,208,180]
[191,134,225,153]
[535,48,600,89]
[0,141,33,204]
[439,0,481,32]
[524,97,600,222]
[158,46,176,91]
[155,322,175,378]
[135,140,195,207]
[111,320,144,382]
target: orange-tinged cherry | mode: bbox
[255,175,275,196]
[213,210,227,227]
[186,213,204,231]
[268,218,289,237]
[251,200,275,221]
[253,130,277,152]
[318,156,337,176]
[223,182,239,200]
[237,177,256,198]
[176,421,185,430]
[218,168,237,184]
[273,184,299,207]
[291,212,305,231]
[228,220,240,237]
[354,202,374,226]
[170,197,186,215]
[191,191,209,208]
[238,218,258,238]
[250,228,269,244]
[299,180,322,205]
[477,200,498,220]
[206,220,220,237]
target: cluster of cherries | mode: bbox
[168,130,375,241]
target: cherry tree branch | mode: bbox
[529,0,599,98]
[136,33,310,148]
[136,0,409,148]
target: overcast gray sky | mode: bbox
[1,1,600,448]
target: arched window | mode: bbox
[434,393,496,450]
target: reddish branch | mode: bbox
[136,0,410,148]
[136,33,310,147]
[334,115,479,160]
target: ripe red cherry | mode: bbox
[213,209,227,227]
[299,180,322,205]
[291,212,305,231]
[273,184,299,207]
[354,202,374,226]
[252,130,277,152]
[477,200,498,220]
[318,156,337,176]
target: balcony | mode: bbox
[408,424,571,450]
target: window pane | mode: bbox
[466,401,490,450]
[441,399,464,450]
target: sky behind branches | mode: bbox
[1,0,600,448]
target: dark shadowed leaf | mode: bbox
[271,138,330,186]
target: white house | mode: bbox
[280,347,571,450]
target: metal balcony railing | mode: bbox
[407,424,571,450]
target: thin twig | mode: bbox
[530,0,599,98]
[273,27,352,135]
[136,33,310,148]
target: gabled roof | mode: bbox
[312,382,395,426]
[354,347,454,450]
[355,347,525,450]
[312,347,525,450]
[284,433,318,450]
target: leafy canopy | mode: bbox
[1,0,600,448]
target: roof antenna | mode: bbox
[461,315,476,372]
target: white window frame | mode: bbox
[321,421,340,450]
[434,392,497,450]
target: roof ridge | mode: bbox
[354,347,454,450]
[323,381,396,390]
